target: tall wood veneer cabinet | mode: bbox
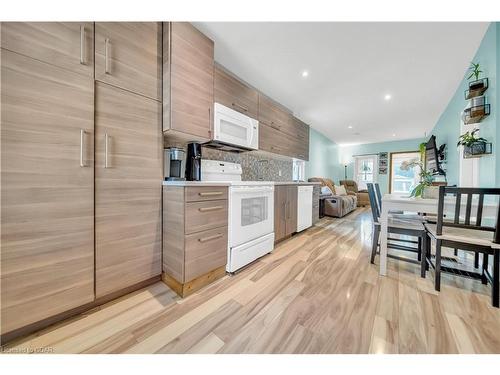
[0,49,95,337]
[163,22,215,142]
[95,82,162,298]
[163,185,228,297]
[0,22,94,77]
[274,185,298,242]
[95,22,162,100]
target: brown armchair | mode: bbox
[340,180,370,207]
[308,177,357,218]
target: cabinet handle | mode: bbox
[198,206,223,212]
[80,25,86,65]
[232,102,248,112]
[198,233,223,243]
[199,191,223,197]
[104,38,110,74]
[80,129,88,167]
[270,122,281,131]
[104,133,109,168]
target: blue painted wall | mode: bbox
[430,22,498,187]
[305,127,341,181]
[337,137,425,194]
[497,23,500,187]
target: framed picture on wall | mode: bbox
[378,152,388,174]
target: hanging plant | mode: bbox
[457,129,487,148]
[467,62,483,81]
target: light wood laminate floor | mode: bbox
[4,209,500,353]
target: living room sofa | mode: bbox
[308,177,357,218]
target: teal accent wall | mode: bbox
[305,127,341,181]
[497,23,500,187]
[337,138,425,194]
[430,22,498,187]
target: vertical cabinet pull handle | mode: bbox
[104,133,109,168]
[104,38,110,74]
[80,25,85,65]
[80,129,87,167]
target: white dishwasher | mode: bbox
[297,185,313,232]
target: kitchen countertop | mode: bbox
[273,181,322,185]
[163,180,321,186]
[162,181,231,186]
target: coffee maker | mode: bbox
[164,147,186,181]
[185,143,202,181]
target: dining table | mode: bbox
[379,193,499,276]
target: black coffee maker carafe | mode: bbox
[185,142,202,181]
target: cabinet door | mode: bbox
[214,65,258,119]
[168,22,214,140]
[95,82,162,298]
[286,186,298,235]
[1,51,94,335]
[95,22,161,100]
[1,22,94,77]
[258,94,293,134]
[274,186,287,241]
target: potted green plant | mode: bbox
[400,159,435,198]
[457,129,488,158]
[467,62,486,91]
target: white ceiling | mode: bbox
[194,22,489,145]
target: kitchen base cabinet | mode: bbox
[163,185,228,297]
[1,50,95,337]
[274,185,298,242]
[95,82,162,298]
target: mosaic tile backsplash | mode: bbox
[201,147,293,182]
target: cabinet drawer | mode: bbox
[185,186,228,202]
[185,200,228,234]
[184,226,228,282]
[215,65,258,119]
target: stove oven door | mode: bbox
[229,185,274,248]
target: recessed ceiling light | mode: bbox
[384,94,392,101]
[301,70,309,78]
[392,133,396,137]
[348,125,353,129]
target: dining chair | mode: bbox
[367,183,427,273]
[423,186,500,307]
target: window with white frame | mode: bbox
[292,158,306,181]
[354,155,377,190]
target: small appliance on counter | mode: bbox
[185,142,202,181]
[164,147,186,181]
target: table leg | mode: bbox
[379,205,389,276]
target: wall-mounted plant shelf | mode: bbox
[462,104,490,125]
[465,78,488,99]
[463,142,492,158]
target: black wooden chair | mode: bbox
[423,186,500,307]
[367,183,427,273]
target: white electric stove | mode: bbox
[201,159,275,273]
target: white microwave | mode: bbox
[206,102,259,151]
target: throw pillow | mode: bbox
[321,186,333,195]
[336,185,348,196]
